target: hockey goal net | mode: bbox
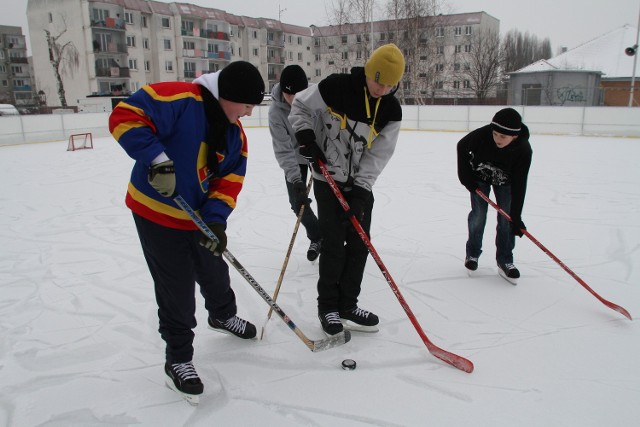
[67,133,94,151]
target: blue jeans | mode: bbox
[466,181,515,265]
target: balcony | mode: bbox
[204,30,230,41]
[90,18,125,30]
[96,66,130,78]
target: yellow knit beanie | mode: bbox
[364,44,405,86]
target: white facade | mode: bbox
[26,0,497,108]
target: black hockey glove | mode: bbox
[296,129,326,165]
[511,218,526,238]
[292,180,311,212]
[148,160,177,197]
[346,185,372,223]
[199,222,227,255]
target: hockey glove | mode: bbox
[296,129,326,165]
[511,218,526,238]
[199,222,227,256]
[292,180,311,212]
[346,185,372,223]
[148,160,177,197]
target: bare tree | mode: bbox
[503,29,552,73]
[463,28,503,100]
[382,0,447,104]
[43,17,79,108]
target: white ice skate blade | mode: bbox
[341,319,379,333]
[498,269,518,285]
[165,378,200,406]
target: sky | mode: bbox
[0,127,638,426]
[6,0,640,54]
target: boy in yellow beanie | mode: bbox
[289,43,405,336]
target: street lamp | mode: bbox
[627,4,640,107]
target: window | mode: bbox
[341,51,348,60]
[454,63,460,71]
[437,46,444,55]
[380,33,386,41]
[141,16,148,27]
[314,38,320,46]
[126,35,136,47]
[465,44,472,53]
[464,80,471,89]
[341,67,349,73]
[13,79,25,87]
[184,41,195,50]
[435,81,444,89]
[252,30,258,39]
[161,17,170,28]
[0,65,5,73]
[11,65,23,74]
[454,27,462,36]
[464,62,471,71]
[453,81,460,89]
[164,39,172,50]
[356,35,362,44]
[288,51,293,60]
[455,45,461,53]
[298,52,303,61]
[465,26,472,36]
[315,69,321,77]
[165,60,173,71]
[128,58,138,70]
[315,54,320,61]
[435,63,444,72]
[143,38,149,50]
[144,60,150,72]
[435,27,444,37]
[1,79,7,87]
[48,12,52,23]
[124,12,134,24]
[356,50,362,59]
[341,36,347,44]
[297,36,302,45]
[253,48,259,56]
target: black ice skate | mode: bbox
[165,361,203,406]
[340,307,379,333]
[208,315,257,339]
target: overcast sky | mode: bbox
[7,0,640,54]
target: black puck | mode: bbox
[341,359,356,370]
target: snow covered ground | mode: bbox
[1,128,638,426]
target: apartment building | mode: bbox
[26,0,497,108]
[0,25,35,112]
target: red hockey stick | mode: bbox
[476,189,631,320]
[318,160,474,373]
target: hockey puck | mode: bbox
[341,359,356,370]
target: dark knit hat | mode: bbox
[491,108,522,136]
[280,65,308,94]
[218,61,265,104]
[365,44,405,86]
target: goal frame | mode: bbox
[67,133,94,151]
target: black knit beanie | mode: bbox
[491,108,522,136]
[280,65,308,94]
[218,61,265,104]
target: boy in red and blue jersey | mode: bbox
[109,61,264,403]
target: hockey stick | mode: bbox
[317,161,474,373]
[475,189,632,320]
[173,195,351,351]
[260,176,314,340]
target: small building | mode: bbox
[508,25,640,107]
[508,61,602,106]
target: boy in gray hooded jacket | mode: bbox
[269,65,322,261]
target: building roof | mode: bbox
[514,25,639,79]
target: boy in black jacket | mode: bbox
[457,108,533,283]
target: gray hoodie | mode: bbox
[269,83,308,184]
